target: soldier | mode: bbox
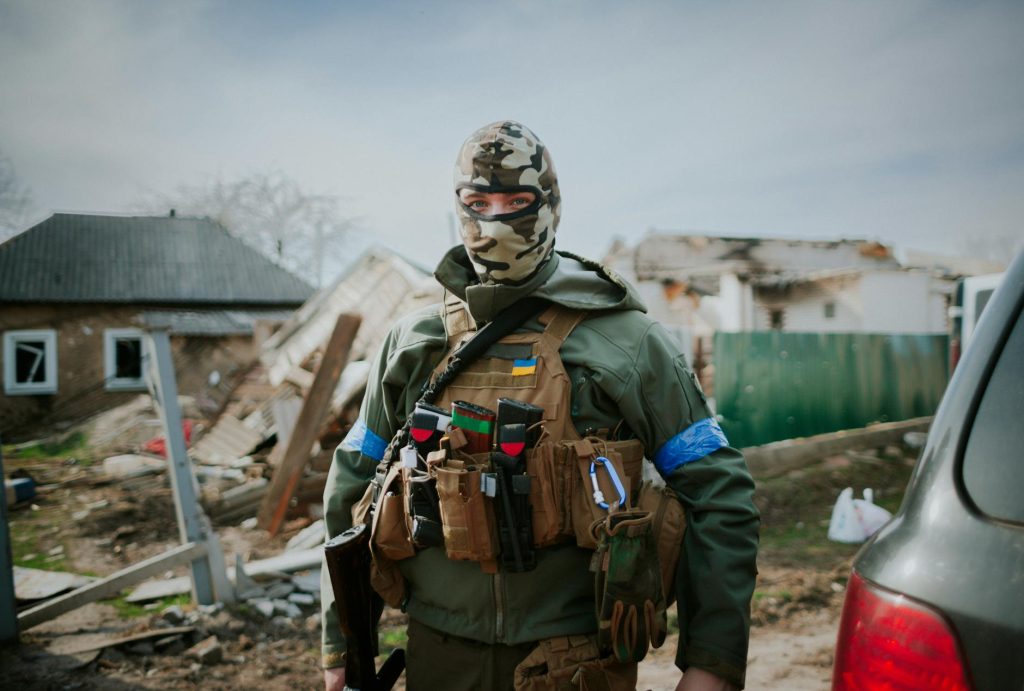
[322,121,759,690]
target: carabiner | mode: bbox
[589,456,626,511]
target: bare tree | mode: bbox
[0,151,35,242]
[141,170,359,287]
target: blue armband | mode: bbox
[653,417,729,476]
[340,419,388,461]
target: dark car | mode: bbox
[832,249,1024,691]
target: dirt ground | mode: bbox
[1,437,916,690]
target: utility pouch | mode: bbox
[513,634,638,691]
[435,458,499,568]
[403,466,444,549]
[371,464,415,562]
[525,440,568,547]
[591,510,667,663]
[569,439,642,550]
[636,481,687,605]
[366,466,409,608]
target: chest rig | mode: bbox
[367,293,647,580]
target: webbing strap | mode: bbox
[442,290,476,349]
[540,305,588,348]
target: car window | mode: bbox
[962,308,1024,524]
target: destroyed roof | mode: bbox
[633,232,901,284]
[0,213,314,305]
[261,245,442,385]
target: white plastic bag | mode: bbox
[827,487,893,543]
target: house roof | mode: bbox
[632,232,901,284]
[0,213,315,305]
[141,308,297,336]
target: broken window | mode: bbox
[824,302,836,319]
[769,309,785,330]
[104,329,147,391]
[3,330,58,395]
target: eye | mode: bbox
[510,197,531,207]
[469,199,489,210]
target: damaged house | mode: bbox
[0,213,314,440]
[603,232,987,446]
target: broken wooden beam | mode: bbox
[258,314,361,535]
[17,541,207,630]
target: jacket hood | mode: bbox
[434,245,646,323]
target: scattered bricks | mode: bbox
[238,634,254,650]
[185,635,223,665]
[304,613,321,634]
[288,592,315,606]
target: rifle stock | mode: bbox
[324,524,405,690]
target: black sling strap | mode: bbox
[379,296,549,466]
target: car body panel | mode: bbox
[848,251,1024,690]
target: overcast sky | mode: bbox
[1,0,1022,275]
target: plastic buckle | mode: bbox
[589,456,626,511]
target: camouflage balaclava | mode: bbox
[454,121,560,285]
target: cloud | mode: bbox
[0,0,1021,268]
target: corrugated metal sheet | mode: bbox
[714,331,948,448]
[0,214,314,304]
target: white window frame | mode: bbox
[104,328,148,391]
[3,329,58,396]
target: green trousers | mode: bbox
[406,618,536,691]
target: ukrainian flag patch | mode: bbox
[512,357,537,376]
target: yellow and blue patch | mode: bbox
[512,357,537,376]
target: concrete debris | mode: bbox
[102,454,166,479]
[288,592,315,606]
[161,605,186,625]
[264,581,295,600]
[185,635,223,665]
[290,570,321,594]
[273,600,302,619]
[251,599,275,618]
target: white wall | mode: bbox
[754,274,863,332]
[719,273,755,332]
[859,271,948,333]
[752,271,950,334]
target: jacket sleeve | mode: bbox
[602,321,760,688]
[320,309,448,668]
[320,326,409,667]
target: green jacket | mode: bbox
[321,247,759,687]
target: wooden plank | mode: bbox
[126,547,323,602]
[258,314,361,534]
[17,541,207,630]
[49,626,195,656]
[744,417,933,478]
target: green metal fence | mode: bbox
[713,332,949,448]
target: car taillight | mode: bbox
[832,571,972,690]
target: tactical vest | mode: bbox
[366,295,682,613]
